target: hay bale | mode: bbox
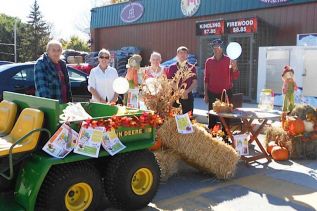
[154,149,181,181]
[157,118,239,179]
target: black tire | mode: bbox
[104,150,160,210]
[117,58,128,77]
[36,161,104,211]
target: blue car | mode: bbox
[0,61,13,66]
[0,62,91,101]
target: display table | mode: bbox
[209,108,282,164]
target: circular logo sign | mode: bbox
[120,2,144,23]
[181,0,201,17]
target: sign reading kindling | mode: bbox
[196,20,225,36]
[226,17,258,34]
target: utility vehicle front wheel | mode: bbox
[36,161,104,211]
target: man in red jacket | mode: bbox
[204,39,240,129]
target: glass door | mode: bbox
[198,35,221,95]
[227,34,253,100]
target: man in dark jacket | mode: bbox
[34,40,72,103]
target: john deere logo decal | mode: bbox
[181,0,200,17]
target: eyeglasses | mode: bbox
[99,56,110,59]
[212,45,221,49]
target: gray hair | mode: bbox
[150,51,162,61]
[46,40,62,52]
[98,48,111,57]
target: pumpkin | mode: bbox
[271,146,289,161]
[283,117,305,136]
[149,139,162,151]
[267,141,277,155]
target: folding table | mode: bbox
[209,108,282,165]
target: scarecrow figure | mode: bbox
[124,54,142,107]
[282,65,298,112]
[125,54,142,88]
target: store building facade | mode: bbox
[90,0,317,100]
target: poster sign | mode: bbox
[260,0,288,3]
[120,2,144,23]
[74,126,104,158]
[196,20,225,36]
[175,113,194,134]
[233,134,249,156]
[42,124,79,159]
[102,128,126,156]
[181,0,201,17]
[226,17,258,34]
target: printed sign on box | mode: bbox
[74,126,104,158]
[233,134,249,156]
[175,113,194,134]
[102,128,126,156]
[42,124,79,159]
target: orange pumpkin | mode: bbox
[267,141,277,155]
[149,139,162,151]
[284,117,305,136]
[271,146,289,161]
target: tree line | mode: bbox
[0,0,89,63]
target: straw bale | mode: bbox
[157,118,239,179]
[154,149,181,181]
[265,126,293,156]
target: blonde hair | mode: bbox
[150,51,162,61]
[46,40,62,52]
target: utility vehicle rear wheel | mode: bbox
[104,150,160,210]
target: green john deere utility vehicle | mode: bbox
[0,91,160,211]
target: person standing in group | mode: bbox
[88,49,119,103]
[34,40,72,103]
[143,52,165,80]
[167,46,197,114]
[204,39,240,129]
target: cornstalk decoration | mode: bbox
[141,64,195,119]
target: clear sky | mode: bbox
[0,0,105,41]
